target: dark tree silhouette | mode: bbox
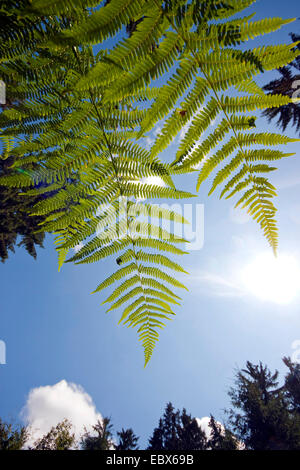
[1,359,300,451]
[177,408,207,450]
[0,158,46,262]
[283,356,300,414]
[148,402,207,450]
[116,428,139,450]
[263,33,300,133]
[80,418,114,450]
[148,403,181,450]
[208,416,239,450]
[148,418,164,450]
[227,361,300,450]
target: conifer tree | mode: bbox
[178,408,207,450]
[227,361,300,450]
[283,356,300,414]
[263,34,300,133]
[148,402,207,450]
[207,416,239,450]
[116,428,139,450]
[0,419,28,450]
[80,418,114,450]
[147,418,164,450]
[0,158,45,262]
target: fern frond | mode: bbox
[1,0,299,363]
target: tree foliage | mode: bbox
[31,419,76,450]
[263,33,300,133]
[116,428,139,450]
[80,418,114,450]
[0,418,28,450]
[0,157,46,262]
[148,402,207,450]
[0,0,299,363]
[228,360,300,450]
[208,416,239,450]
[0,358,300,450]
[283,356,300,414]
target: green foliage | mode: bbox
[1,357,300,450]
[0,419,28,450]
[0,158,46,262]
[283,356,300,414]
[228,360,300,449]
[208,416,239,450]
[80,418,114,450]
[0,0,299,362]
[31,419,76,450]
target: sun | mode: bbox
[241,252,300,305]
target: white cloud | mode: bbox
[130,175,167,202]
[144,135,155,150]
[179,119,193,140]
[197,416,243,449]
[73,242,84,253]
[21,380,102,446]
[196,416,212,437]
[153,123,163,137]
[197,416,227,440]
[143,121,165,149]
[141,175,166,187]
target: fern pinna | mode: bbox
[0,0,299,363]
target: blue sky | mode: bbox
[1,0,300,448]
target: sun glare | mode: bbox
[242,253,300,305]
